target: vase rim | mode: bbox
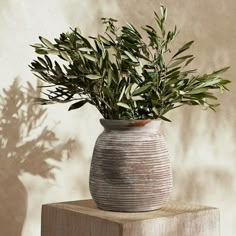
[100,118,162,129]
[100,118,161,121]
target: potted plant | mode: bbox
[29,5,230,212]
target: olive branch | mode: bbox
[30,5,230,121]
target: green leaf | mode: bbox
[85,74,102,80]
[68,100,87,111]
[220,79,231,85]
[107,68,113,87]
[121,55,129,60]
[44,55,52,68]
[202,78,222,87]
[211,66,230,75]
[133,84,152,95]
[131,96,145,101]
[77,51,85,64]
[39,36,55,49]
[175,55,194,60]
[203,93,217,100]
[59,44,71,50]
[126,23,141,38]
[154,12,163,33]
[160,4,167,21]
[83,54,97,62]
[60,51,71,61]
[124,51,138,63]
[47,49,59,55]
[119,85,126,101]
[160,115,171,122]
[172,41,194,58]
[125,84,132,99]
[99,35,111,45]
[187,88,208,94]
[130,83,139,94]
[78,47,94,52]
[152,107,159,116]
[184,57,195,67]
[35,49,48,55]
[37,57,48,68]
[31,43,44,48]
[169,58,186,68]
[181,100,201,105]
[117,102,131,109]
[75,27,81,34]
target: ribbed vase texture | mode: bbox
[89,119,173,212]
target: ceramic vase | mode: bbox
[89,119,173,212]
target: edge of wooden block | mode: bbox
[42,199,219,224]
[41,204,124,236]
[41,200,220,236]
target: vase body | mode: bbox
[89,119,173,212]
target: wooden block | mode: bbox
[41,199,219,236]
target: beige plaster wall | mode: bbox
[0,0,235,235]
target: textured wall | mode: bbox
[0,0,235,235]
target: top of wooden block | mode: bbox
[44,200,218,224]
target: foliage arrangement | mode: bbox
[30,5,230,121]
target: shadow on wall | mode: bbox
[173,167,234,202]
[0,79,75,236]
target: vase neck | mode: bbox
[100,119,161,131]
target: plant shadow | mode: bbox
[0,79,75,236]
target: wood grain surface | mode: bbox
[41,199,220,236]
